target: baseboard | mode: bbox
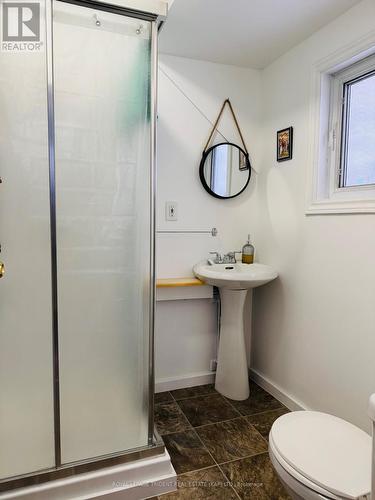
[2,451,176,500]
[155,371,215,393]
[249,368,307,412]
[155,369,307,414]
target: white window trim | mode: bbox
[306,31,375,215]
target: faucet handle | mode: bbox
[209,251,222,263]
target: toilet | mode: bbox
[269,397,375,500]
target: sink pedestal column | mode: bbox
[215,288,251,401]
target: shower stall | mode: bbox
[0,0,169,496]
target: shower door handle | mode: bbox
[0,262,4,278]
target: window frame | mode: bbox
[328,55,375,199]
[307,43,375,215]
[338,68,375,189]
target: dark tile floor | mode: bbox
[153,380,291,499]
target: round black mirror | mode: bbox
[199,142,251,199]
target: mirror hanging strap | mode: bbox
[203,98,249,155]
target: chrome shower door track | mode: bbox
[0,433,165,492]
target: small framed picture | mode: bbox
[277,127,293,162]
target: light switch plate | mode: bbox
[165,201,178,221]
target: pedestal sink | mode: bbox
[193,262,278,401]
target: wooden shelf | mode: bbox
[156,277,205,288]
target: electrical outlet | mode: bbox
[165,201,178,221]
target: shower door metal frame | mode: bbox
[0,0,164,492]
[46,0,61,468]
[148,18,158,447]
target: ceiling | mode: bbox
[160,0,363,69]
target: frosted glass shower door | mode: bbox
[53,1,152,463]
[0,0,55,479]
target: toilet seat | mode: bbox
[269,411,371,500]
[269,433,341,499]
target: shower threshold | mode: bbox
[0,430,166,494]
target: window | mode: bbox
[337,65,375,188]
[307,49,375,214]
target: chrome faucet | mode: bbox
[225,252,236,263]
[208,251,223,264]
[208,251,241,265]
[224,251,242,263]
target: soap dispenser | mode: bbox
[242,234,255,264]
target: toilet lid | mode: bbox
[270,411,372,500]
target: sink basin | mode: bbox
[193,260,278,401]
[193,262,278,290]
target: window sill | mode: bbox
[306,199,375,215]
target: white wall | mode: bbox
[155,55,262,387]
[252,0,375,432]
[156,1,375,433]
